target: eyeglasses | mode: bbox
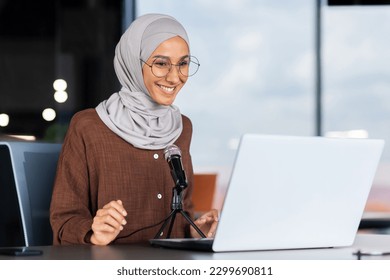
[141,56,200,78]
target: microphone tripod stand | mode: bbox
[154,184,206,239]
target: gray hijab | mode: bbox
[95,14,190,150]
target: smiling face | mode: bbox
[142,36,189,106]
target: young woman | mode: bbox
[50,14,218,245]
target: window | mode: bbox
[138,1,390,211]
[138,0,314,169]
[323,5,390,210]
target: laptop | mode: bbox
[150,134,385,252]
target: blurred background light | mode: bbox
[54,90,68,103]
[53,79,67,91]
[9,135,36,141]
[0,113,10,127]
[325,129,369,138]
[42,108,56,121]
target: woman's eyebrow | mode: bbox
[152,55,169,59]
[152,54,190,60]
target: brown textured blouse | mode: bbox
[49,109,194,245]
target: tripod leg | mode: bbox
[166,211,177,238]
[154,209,175,239]
[180,210,207,238]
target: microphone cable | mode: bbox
[115,209,180,240]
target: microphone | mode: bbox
[164,144,188,189]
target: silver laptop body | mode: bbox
[151,134,384,252]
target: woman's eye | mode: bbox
[154,60,169,68]
[179,60,189,67]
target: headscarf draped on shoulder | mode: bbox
[96,14,190,150]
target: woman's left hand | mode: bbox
[190,209,219,238]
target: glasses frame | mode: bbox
[141,56,200,78]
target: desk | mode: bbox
[1,234,390,260]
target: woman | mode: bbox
[50,14,218,245]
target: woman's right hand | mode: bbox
[90,200,127,245]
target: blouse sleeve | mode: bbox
[49,114,94,245]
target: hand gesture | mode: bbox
[90,200,127,245]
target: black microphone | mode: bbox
[164,144,188,189]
